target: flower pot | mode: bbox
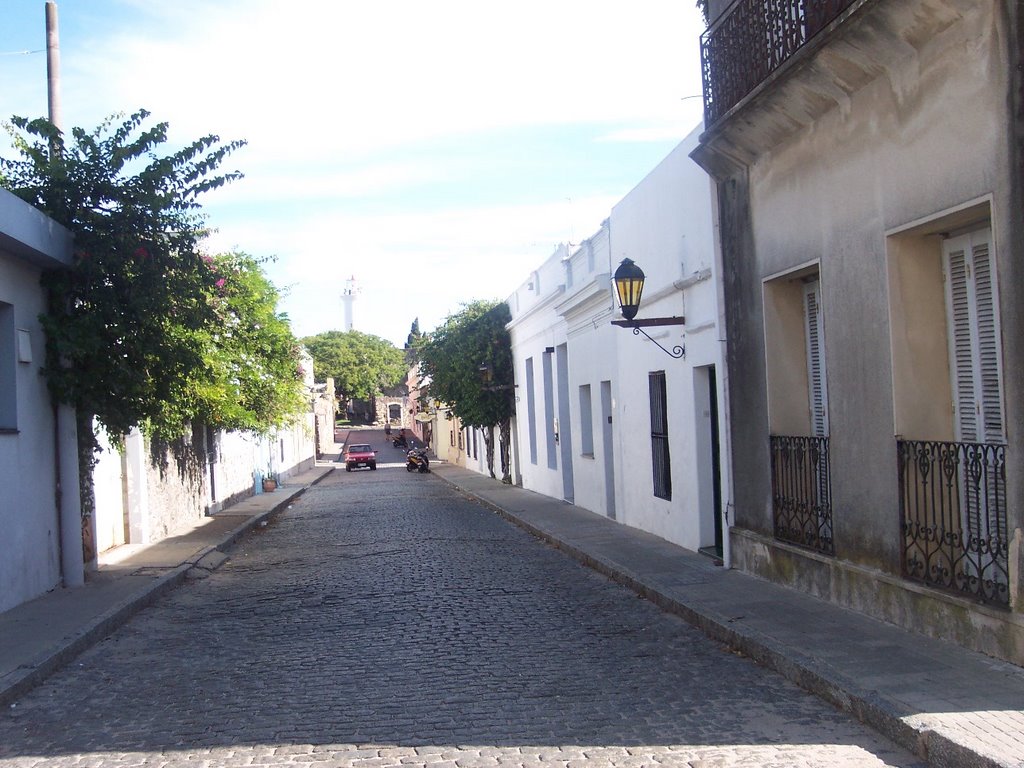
[262,477,277,492]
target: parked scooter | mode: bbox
[406,448,430,473]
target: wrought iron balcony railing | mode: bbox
[897,439,1009,607]
[770,435,834,555]
[700,0,859,125]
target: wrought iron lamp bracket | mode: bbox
[611,317,686,359]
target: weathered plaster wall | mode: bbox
[0,191,75,614]
[698,0,1023,661]
[737,0,1012,570]
[0,254,61,612]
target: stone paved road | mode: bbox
[0,460,926,767]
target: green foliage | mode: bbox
[0,111,307,442]
[404,317,424,366]
[301,330,405,403]
[417,300,514,430]
[196,252,306,433]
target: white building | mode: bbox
[0,189,82,614]
[506,125,730,558]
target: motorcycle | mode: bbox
[406,448,430,473]
[392,434,408,449]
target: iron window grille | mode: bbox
[897,439,1009,607]
[649,372,672,500]
[770,435,834,555]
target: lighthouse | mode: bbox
[341,275,357,332]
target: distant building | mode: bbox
[341,275,357,332]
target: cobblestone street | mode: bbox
[0,458,925,767]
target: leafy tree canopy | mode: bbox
[0,110,263,442]
[417,300,514,429]
[196,252,306,433]
[404,317,423,365]
[301,329,406,403]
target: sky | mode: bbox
[2,0,707,347]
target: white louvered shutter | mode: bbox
[804,280,829,437]
[943,229,1005,444]
[944,228,1006,548]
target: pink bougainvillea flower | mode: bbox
[215,278,226,289]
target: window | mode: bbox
[0,303,15,430]
[649,371,671,500]
[763,268,833,554]
[944,227,1006,547]
[803,280,828,437]
[888,209,1009,603]
[543,350,557,469]
[944,228,1004,445]
[525,358,537,464]
[579,384,594,456]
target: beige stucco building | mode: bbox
[692,0,1023,662]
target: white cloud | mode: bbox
[6,0,708,347]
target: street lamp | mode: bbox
[478,363,518,392]
[611,258,686,359]
[613,258,645,321]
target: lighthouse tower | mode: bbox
[341,275,357,331]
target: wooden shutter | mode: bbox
[803,280,829,437]
[944,229,1005,444]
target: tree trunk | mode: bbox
[499,419,512,484]
[485,425,496,479]
[75,409,98,565]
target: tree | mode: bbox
[0,110,248,442]
[301,330,406,405]
[197,252,306,432]
[0,112,308,543]
[404,317,424,366]
[417,300,515,482]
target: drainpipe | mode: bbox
[711,187,734,570]
[57,404,84,586]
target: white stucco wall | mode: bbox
[0,190,76,614]
[507,124,726,555]
[508,245,572,502]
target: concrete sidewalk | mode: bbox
[431,463,1024,768]
[0,460,335,710]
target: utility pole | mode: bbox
[46,1,61,130]
[44,1,83,588]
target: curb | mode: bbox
[0,564,188,709]
[0,472,332,710]
[434,471,1002,768]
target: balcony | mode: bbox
[700,0,859,126]
[770,435,834,555]
[897,440,1009,607]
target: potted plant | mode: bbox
[262,473,278,492]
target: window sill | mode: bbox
[0,428,19,435]
[580,452,595,460]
